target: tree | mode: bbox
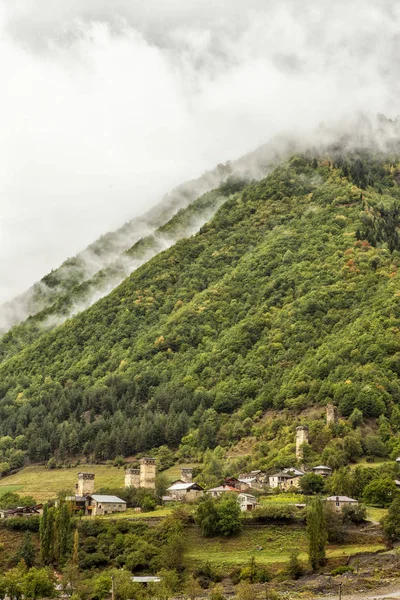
[39,505,53,565]
[195,496,219,537]
[72,529,79,565]
[381,496,400,546]
[349,408,363,429]
[17,532,35,569]
[22,568,55,600]
[185,575,203,600]
[286,549,303,580]
[306,497,327,571]
[300,473,325,495]
[363,478,399,507]
[216,494,242,536]
[57,502,72,564]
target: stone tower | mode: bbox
[180,467,193,483]
[296,426,309,460]
[139,457,156,489]
[77,472,95,496]
[125,468,140,488]
[326,403,337,426]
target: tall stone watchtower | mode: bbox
[125,468,140,488]
[296,426,309,460]
[77,472,95,496]
[180,468,193,483]
[326,403,337,426]
[139,457,156,489]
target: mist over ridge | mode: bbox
[2,0,400,305]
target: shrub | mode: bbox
[4,517,40,532]
[250,505,305,523]
[342,503,367,524]
[331,565,354,576]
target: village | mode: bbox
[0,405,369,520]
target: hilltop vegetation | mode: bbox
[0,151,399,466]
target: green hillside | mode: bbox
[0,151,400,466]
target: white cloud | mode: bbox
[0,0,399,302]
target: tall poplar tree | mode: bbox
[306,497,327,571]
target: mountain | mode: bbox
[0,134,289,336]
[0,144,400,467]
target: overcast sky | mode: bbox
[1,0,399,303]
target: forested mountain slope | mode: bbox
[0,184,236,364]
[1,151,400,463]
[0,162,235,334]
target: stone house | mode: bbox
[325,495,358,512]
[269,472,302,490]
[166,481,204,502]
[86,494,127,516]
[237,493,259,512]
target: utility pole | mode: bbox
[339,582,343,600]
[111,575,115,600]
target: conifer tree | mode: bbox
[57,502,72,565]
[18,532,35,569]
[72,529,79,565]
[39,504,52,565]
[306,497,327,571]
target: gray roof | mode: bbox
[167,482,203,491]
[313,465,332,470]
[132,576,161,583]
[325,496,357,502]
[90,495,126,504]
[270,472,293,479]
[237,493,257,501]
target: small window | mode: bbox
[336,502,340,507]
[99,504,102,509]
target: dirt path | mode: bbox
[316,586,400,600]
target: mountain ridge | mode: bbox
[0,149,399,467]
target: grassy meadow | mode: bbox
[185,525,384,568]
[0,465,126,502]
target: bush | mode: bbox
[331,565,354,576]
[250,505,305,523]
[286,550,303,580]
[342,503,367,523]
[4,517,40,532]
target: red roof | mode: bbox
[207,485,240,493]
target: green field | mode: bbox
[0,465,126,502]
[0,485,23,496]
[185,525,384,567]
[260,494,306,505]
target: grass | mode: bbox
[0,465,127,502]
[0,485,23,496]
[366,506,388,523]
[163,464,200,482]
[185,525,384,567]
[259,494,306,505]
[350,458,392,469]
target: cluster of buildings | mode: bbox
[164,467,262,511]
[66,457,157,516]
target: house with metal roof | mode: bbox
[324,495,358,512]
[313,465,333,477]
[86,494,127,516]
[166,481,204,502]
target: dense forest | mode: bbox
[0,150,400,467]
